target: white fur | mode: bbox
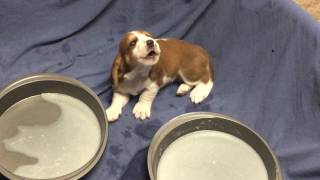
[133,82,160,120]
[162,76,173,84]
[118,65,152,96]
[131,31,161,65]
[106,92,129,122]
[133,102,150,120]
[124,65,150,80]
[157,38,168,41]
[176,83,193,95]
[190,80,213,104]
[131,31,151,58]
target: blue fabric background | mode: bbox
[1,0,320,179]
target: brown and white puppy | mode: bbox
[106,30,214,122]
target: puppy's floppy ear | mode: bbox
[111,54,126,88]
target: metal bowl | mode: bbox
[148,112,282,180]
[0,73,108,180]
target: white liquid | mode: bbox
[157,130,268,180]
[3,93,101,179]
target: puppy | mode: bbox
[106,30,214,122]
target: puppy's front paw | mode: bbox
[133,102,151,120]
[106,107,122,122]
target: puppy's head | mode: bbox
[119,30,160,66]
[111,30,161,88]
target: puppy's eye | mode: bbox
[129,40,137,48]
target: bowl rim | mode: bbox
[0,73,108,180]
[147,112,282,180]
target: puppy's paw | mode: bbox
[133,102,151,120]
[176,83,192,96]
[190,81,213,104]
[106,107,122,122]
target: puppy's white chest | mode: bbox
[117,67,152,95]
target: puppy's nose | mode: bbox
[147,40,154,48]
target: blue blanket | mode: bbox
[1,0,320,179]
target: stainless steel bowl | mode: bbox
[148,112,282,180]
[0,73,108,180]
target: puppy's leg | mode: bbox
[106,92,129,122]
[189,80,213,104]
[133,83,159,120]
[179,61,214,104]
[176,83,193,96]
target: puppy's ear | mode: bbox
[111,54,126,88]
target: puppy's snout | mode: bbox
[147,40,154,48]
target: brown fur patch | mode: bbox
[111,54,124,88]
[112,33,138,88]
[295,0,320,21]
[150,39,213,86]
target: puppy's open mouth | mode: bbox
[145,50,158,59]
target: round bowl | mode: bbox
[0,73,108,180]
[148,112,282,180]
